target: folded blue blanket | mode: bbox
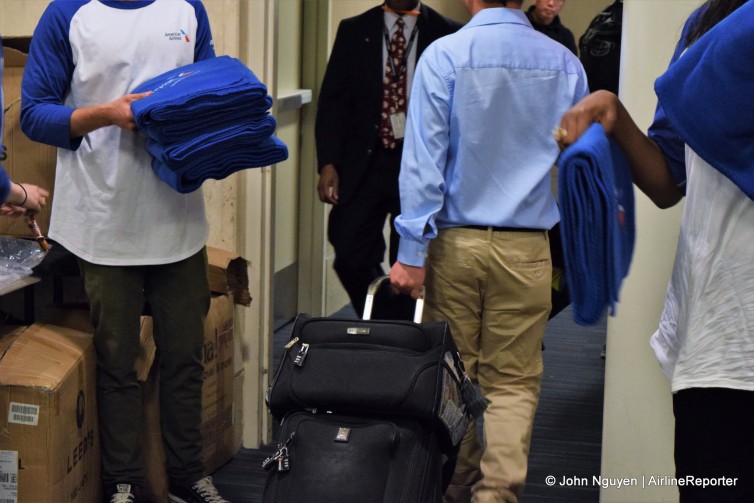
[151,134,289,194]
[131,55,272,143]
[146,114,278,166]
[557,123,635,325]
[654,1,754,200]
[139,95,273,144]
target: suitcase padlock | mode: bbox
[293,343,310,367]
[277,447,291,472]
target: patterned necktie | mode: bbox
[379,17,407,150]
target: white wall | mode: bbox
[600,2,697,502]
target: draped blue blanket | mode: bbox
[150,135,288,194]
[654,0,754,200]
[557,123,635,326]
[130,55,288,192]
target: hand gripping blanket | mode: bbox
[557,123,635,325]
[654,0,754,200]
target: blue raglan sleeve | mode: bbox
[647,9,702,193]
[0,38,10,203]
[20,2,82,151]
[191,1,216,62]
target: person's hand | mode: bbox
[554,90,621,149]
[390,261,425,300]
[317,164,340,204]
[2,182,50,216]
[107,91,153,131]
[70,91,152,137]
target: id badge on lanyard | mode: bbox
[383,20,418,140]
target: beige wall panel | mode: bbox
[0,1,48,35]
[601,2,696,502]
[202,0,243,251]
[273,0,303,272]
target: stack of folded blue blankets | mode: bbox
[557,123,635,325]
[131,55,288,193]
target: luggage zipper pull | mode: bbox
[293,343,310,367]
[261,452,278,471]
[284,337,300,349]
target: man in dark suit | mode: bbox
[315,0,461,316]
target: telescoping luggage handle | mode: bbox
[363,274,425,323]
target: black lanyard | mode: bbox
[382,18,419,81]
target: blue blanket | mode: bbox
[151,134,289,194]
[138,95,273,144]
[131,55,272,143]
[557,123,635,326]
[146,114,278,166]
[654,1,754,200]
[130,55,288,192]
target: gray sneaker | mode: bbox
[168,476,229,503]
[106,483,136,503]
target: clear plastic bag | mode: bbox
[0,236,47,291]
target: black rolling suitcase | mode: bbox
[261,410,444,503]
[263,276,485,502]
[266,276,483,453]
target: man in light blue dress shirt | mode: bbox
[390,1,588,501]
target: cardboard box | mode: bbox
[0,325,25,355]
[43,304,157,382]
[2,38,57,237]
[0,323,100,503]
[207,246,251,306]
[142,294,237,502]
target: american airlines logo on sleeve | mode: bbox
[164,28,191,42]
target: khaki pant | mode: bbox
[423,227,551,503]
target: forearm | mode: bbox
[611,101,683,208]
[6,183,26,206]
[69,92,150,138]
[69,102,118,138]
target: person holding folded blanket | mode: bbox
[389,1,588,501]
[556,1,754,501]
[20,2,229,502]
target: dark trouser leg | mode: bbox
[673,387,754,503]
[328,147,401,317]
[145,248,211,487]
[79,259,147,488]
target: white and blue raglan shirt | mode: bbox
[21,0,215,265]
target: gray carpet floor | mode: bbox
[211,305,606,502]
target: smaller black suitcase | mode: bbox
[262,410,444,503]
